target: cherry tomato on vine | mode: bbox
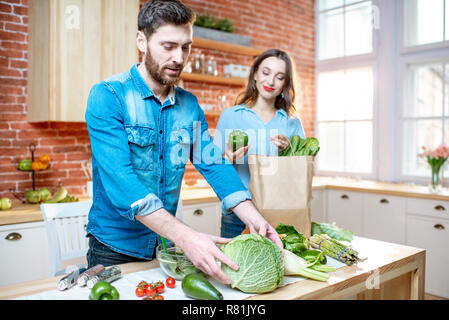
[135,286,145,298]
[154,281,165,294]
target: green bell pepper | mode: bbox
[89,281,120,300]
[229,130,248,152]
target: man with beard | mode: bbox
[85,0,282,285]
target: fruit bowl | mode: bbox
[156,244,201,280]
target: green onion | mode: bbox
[161,236,167,253]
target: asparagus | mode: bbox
[309,234,366,265]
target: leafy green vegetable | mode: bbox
[298,249,327,265]
[221,234,283,293]
[279,136,320,157]
[311,222,354,242]
[275,223,309,255]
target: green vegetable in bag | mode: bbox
[279,136,320,157]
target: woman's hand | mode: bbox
[270,134,290,153]
[223,141,250,164]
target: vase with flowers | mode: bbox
[418,145,449,193]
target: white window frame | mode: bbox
[315,0,449,187]
[314,0,379,180]
[396,0,449,185]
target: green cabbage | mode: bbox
[221,234,283,293]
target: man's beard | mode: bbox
[144,50,183,86]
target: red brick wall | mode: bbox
[0,0,315,201]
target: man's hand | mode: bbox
[175,232,239,285]
[231,200,283,250]
[136,208,238,284]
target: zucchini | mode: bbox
[181,273,223,300]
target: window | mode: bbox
[400,0,449,181]
[402,62,449,177]
[315,0,376,177]
[318,0,374,60]
[316,67,374,173]
[316,0,449,183]
[403,0,449,47]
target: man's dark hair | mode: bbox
[138,0,196,38]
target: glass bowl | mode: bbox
[156,244,201,280]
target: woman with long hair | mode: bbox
[214,48,306,238]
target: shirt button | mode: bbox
[160,179,163,183]
[160,155,163,160]
[159,130,163,134]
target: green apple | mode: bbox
[18,159,32,171]
[38,188,51,202]
[0,197,12,210]
[25,190,41,204]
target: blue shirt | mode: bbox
[214,104,306,191]
[85,64,251,259]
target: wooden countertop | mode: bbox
[0,236,425,300]
[1,177,448,227]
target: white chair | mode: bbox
[40,201,92,276]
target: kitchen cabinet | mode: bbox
[181,201,221,236]
[405,197,449,298]
[0,222,50,286]
[406,215,449,298]
[327,190,363,236]
[27,0,139,122]
[363,194,406,244]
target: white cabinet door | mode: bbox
[0,222,50,286]
[363,194,406,244]
[181,202,221,236]
[406,215,449,299]
[311,189,326,223]
[327,190,363,236]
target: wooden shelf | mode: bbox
[180,72,247,86]
[193,37,264,56]
[204,111,222,116]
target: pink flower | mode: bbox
[419,144,449,160]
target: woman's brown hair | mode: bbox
[236,49,297,117]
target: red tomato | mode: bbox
[153,294,164,300]
[135,286,145,298]
[145,284,156,297]
[155,281,165,293]
[166,277,176,288]
[138,280,148,287]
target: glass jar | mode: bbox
[192,52,204,74]
[205,56,218,76]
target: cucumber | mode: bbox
[181,273,223,300]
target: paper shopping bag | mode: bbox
[248,154,314,238]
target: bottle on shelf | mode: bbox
[192,52,204,74]
[204,56,218,76]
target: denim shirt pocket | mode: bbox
[126,125,156,171]
[169,125,197,169]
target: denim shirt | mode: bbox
[85,64,251,259]
[214,104,305,191]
